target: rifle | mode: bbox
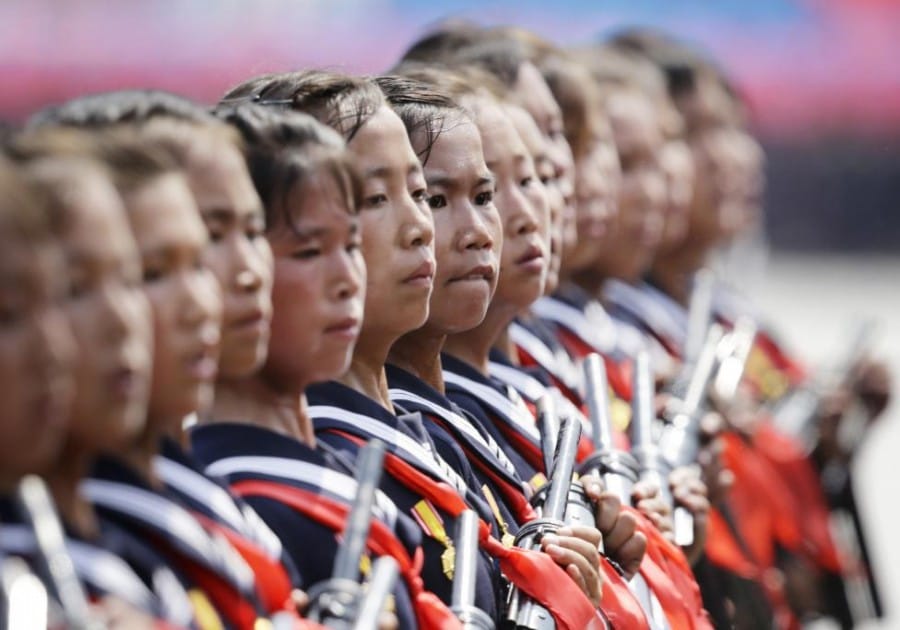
[350,557,400,630]
[771,319,875,450]
[506,414,582,630]
[1,553,49,630]
[15,475,103,630]
[670,270,716,401]
[306,440,387,628]
[449,510,494,630]
[580,354,669,630]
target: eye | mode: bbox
[364,193,388,208]
[474,191,493,206]
[411,188,430,204]
[428,194,447,209]
[143,267,164,283]
[292,248,321,260]
[520,176,534,188]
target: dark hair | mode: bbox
[0,156,52,245]
[90,129,182,196]
[449,37,534,88]
[214,104,360,232]
[220,70,384,143]
[400,21,486,64]
[391,62,506,102]
[27,89,216,129]
[373,75,468,166]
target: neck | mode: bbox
[120,420,169,489]
[207,374,313,447]
[493,327,519,366]
[388,327,446,393]
[44,439,98,538]
[444,302,518,376]
[339,338,392,411]
[649,256,692,306]
[570,269,608,300]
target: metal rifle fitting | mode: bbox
[506,416,583,630]
[307,440,387,629]
[350,557,400,630]
[16,475,103,630]
[450,511,494,630]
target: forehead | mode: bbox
[514,62,561,122]
[607,89,661,154]
[475,103,528,163]
[126,173,206,245]
[504,105,546,158]
[285,167,354,224]
[423,120,485,172]
[187,139,259,209]
[348,105,418,172]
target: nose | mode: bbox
[455,202,495,253]
[180,268,223,335]
[231,236,271,294]
[35,303,75,378]
[505,185,539,238]
[398,194,434,250]
[330,248,365,302]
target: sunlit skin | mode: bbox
[208,167,365,448]
[0,224,73,491]
[504,104,557,294]
[657,139,696,254]
[388,114,502,392]
[120,172,222,479]
[589,87,665,285]
[29,160,153,534]
[184,135,274,379]
[443,98,546,375]
[337,105,435,410]
[511,62,579,273]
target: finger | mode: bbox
[603,508,638,553]
[617,532,648,579]
[544,543,601,604]
[559,525,603,549]
[580,474,605,501]
[632,479,660,501]
[553,533,601,567]
[593,492,622,535]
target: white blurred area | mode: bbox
[750,253,900,628]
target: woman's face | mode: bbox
[124,174,223,427]
[0,232,73,484]
[415,117,501,335]
[687,126,744,256]
[564,130,621,275]
[513,62,578,265]
[603,88,666,282]
[187,138,273,380]
[658,139,695,253]
[263,170,365,389]
[347,105,435,343]
[473,99,547,313]
[57,167,153,452]
[505,104,558,294]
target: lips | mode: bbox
[324,315,361,340]
[449,262,496,284]
[403,258,436,286]
[515,243,545,266]
[227,305,270,336]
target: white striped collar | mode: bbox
[154,455,283,560]
[204,454,399,528]
[442,370,540,442]
[308,405,470,496]
[532,296,618,353]
[509,320,582,390]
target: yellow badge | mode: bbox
[411,499,456,580]
[187,589,225,630]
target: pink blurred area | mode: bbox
[1,0,899,139]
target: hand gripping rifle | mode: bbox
[506,413,583,630]
[655,325,725,547]
[15,475,104,630]
[771,319,875,451]
[1,551,49,630]
[307,440,388,628]
[579,354,669,630]
[449,510,494,630]
[350,557,400,630]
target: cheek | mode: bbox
[201,242,231,288]
[269,270,320,357]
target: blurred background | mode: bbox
[2,0,897,624]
